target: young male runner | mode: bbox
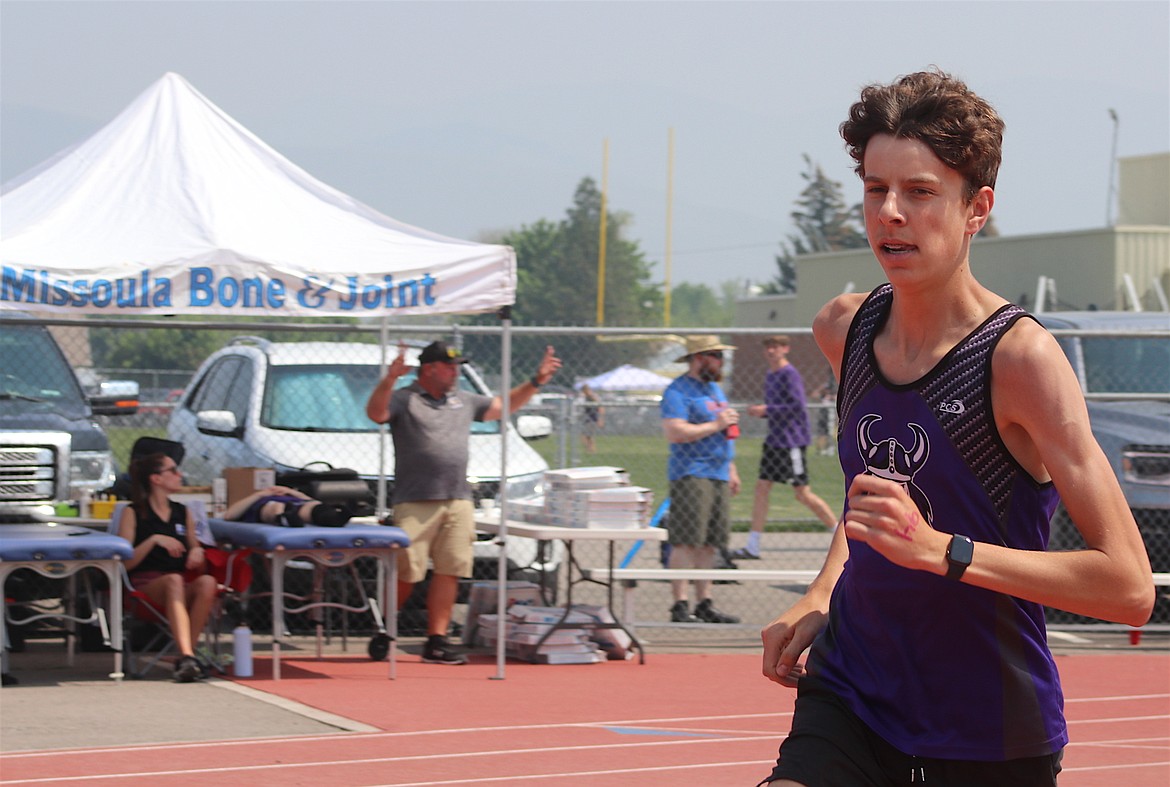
[758,69,1153,786]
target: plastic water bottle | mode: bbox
[233,624,253,677]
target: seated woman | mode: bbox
[118,452,218,682]
[222,485,351,528]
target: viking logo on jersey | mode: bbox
[856,413,934,524]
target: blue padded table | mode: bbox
[208,519,410,680]
[0,523,132,682]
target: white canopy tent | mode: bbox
[0,72,520,675]
[0,72,515,317]
[575,364,671,393]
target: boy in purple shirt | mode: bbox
[733,336,838,560]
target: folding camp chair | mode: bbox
[108,501,245,679]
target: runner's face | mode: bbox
[861,135,990,291]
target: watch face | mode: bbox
[948,535,974,565]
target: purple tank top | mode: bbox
[808,284,1066,760]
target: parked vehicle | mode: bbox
[167,336,561,588]
[1037,311,1170,576]
[0,315,140,522]
[136,388,184,427]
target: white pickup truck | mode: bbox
[1038,311,1170,580]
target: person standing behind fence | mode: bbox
[660,335,742,624]
[757,69,1153,786]
[365,340,561,664]
[733,336,837,561]
[813,381,836,456]
[579,384,605,454]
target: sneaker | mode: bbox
[715,548,740,570]
[694,598,741,624]
[670,600,699,623]
[174,656,201,683]
[421,635,468,665]
[729,547,761,560]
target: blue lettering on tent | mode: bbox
[1,267,174,309]
[189,268,285,308]
[337,273,440,310]
[2,265,439,312]
[297,276,329,309]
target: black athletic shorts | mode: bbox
[757,676,1063,787]
[758,443,810,486]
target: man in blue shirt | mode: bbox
[660,335,742,624]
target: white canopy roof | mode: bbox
[575,364,672,392]
[0,73,516,317]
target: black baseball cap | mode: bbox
[418,341,469,365]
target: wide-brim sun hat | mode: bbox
[674,335,737,363]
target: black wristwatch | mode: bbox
[529,376,543,389]
[945,534,974,581]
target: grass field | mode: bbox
[108,427,848,531]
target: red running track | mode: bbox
[1,653,1166,786]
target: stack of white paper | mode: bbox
[505,495,546,522]
[542,466,653,528]
[566,485,655,528]
[477,605,607,663]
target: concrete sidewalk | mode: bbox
[0,639,377,752]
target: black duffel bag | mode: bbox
[276,462,375,518]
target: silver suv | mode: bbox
[1038,311,1170,575]
[167,336,561,583]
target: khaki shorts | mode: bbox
[667,476,730,547]
[393,499,475,583]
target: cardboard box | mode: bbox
[223,467,276,507]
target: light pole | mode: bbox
[1106,108,1119,226]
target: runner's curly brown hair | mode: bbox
[840,68,1005,203]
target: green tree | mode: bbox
[764,155,868,294]
[669,281,735,327]
[465,178,663,375]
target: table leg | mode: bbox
[603,540,646,664]
[109,564,124,682]
[387,556,397,680]
[271,552,283,680]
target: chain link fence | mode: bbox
[2,316,1167,658]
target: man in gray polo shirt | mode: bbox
[366,340,561,664]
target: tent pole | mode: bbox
[492,306,512,680]
[376,316,390,518]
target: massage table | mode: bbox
[0,523,133,682]
[207,519,410,680]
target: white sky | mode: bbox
[2,0,1167,289]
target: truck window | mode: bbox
[0,325,85,405]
